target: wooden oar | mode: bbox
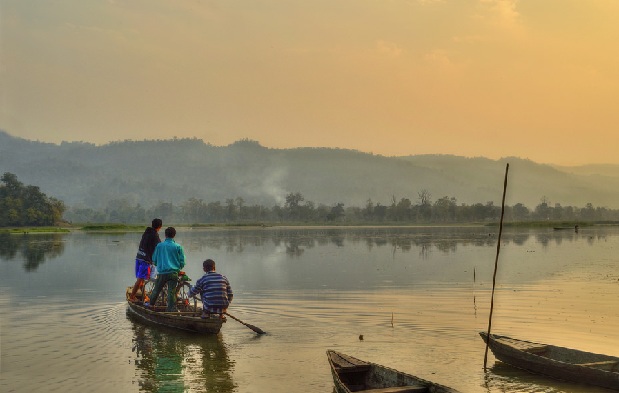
[224,312,266,335]
[195,295,266,334]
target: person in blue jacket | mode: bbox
[145,227,185,311]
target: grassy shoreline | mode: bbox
[0,227,71,234]
[3,220,618,234]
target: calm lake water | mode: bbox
[1,226,618,393]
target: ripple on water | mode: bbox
[2,300,136,392]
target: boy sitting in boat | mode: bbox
[189,259,234,319]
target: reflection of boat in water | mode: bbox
[126,286,224,334]
[130,317,236,392]
[326,350,461,393]
[482,361,589,392]
[480,332,619,390]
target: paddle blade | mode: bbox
[225,312,266,335]
[245,322,266,335]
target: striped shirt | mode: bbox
[189,271,233,313]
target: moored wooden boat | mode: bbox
[125,286,224,334]
[326,350,461,393]
[480,332,619,390]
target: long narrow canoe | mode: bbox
[480,332,619,390]
[125,286,224,334]
[326,350,461,393]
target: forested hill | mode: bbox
[2,130,619,210]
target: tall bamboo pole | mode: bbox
[483,163,509,369]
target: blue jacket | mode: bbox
[152,238,185,274]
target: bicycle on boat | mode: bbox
[140,271,197,312]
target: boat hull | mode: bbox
[127,301,223,334]
[480,332,619,390]
[327,350,460,393]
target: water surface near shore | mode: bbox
[1,226,617,392]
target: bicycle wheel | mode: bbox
[144,280,168,308]
[143,280,155,298]
[176,282,195,311]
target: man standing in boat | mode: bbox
[189,259,233,318]
[146,227,186,312]
[129,218,162,302]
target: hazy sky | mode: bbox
[1,1,618,165]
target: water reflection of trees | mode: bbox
[184,227,612,256]
[192,229,511,255]
[0,233,65,271]
[129,318,235,393]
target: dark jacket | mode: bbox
[135,227,161,262]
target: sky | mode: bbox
[1,0,619,166]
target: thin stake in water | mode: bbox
[483,163,509,370]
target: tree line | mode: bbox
[0,173,66,226]
[4,171,618,227]
[64,190,619,225]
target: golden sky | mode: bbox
[1,0,618,165]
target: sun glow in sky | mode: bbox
[1,0,619,165]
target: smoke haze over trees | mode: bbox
[57,190,619,225]
[3,130,619,224]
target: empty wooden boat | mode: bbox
[480,332,619,390]
[326,350,461,393]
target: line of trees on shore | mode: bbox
[64,191,619,225]
[4,171,619,227]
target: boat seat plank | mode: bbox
[330,352,371,373]
[360,386,428,393]
[336,365,371,374]
[579,360,618,370]
[523,345,548,354]
[495,337,548,354]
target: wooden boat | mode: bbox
[125,286,224,334]
[553,226,576,231]
[326,350,461,393]
[480,332,619,390]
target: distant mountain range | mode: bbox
[2,130,619,210]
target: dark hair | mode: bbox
[203,259,216,271]
[152,218,163,229]
[164,227,176,238]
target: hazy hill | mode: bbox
[2,130,619,210]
